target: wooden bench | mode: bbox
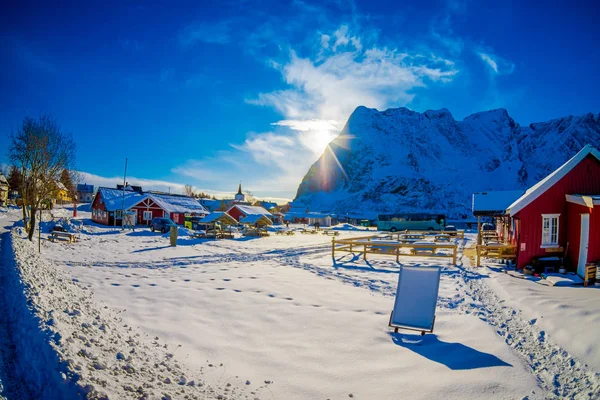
[410,241,436,255]
[434,234,451,242]
[322,230,339,236]
[475,244,517,266]
[399,234,424,243]
[49,230,77,243]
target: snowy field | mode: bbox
[2,206,600,399]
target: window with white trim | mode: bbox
[143,211,153,221]
[541,214,559,247]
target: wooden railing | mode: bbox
[332,235,457,264]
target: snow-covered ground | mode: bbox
[2,206,600,399]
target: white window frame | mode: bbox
[541,214,560,247]
[143,210,153,221]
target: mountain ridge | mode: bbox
[293,106,600,218]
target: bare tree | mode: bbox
[8,115,76,241]
[244,190,255,204]
[183,184,196,198]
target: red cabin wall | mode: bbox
[91,194,109,225]
[515,155,600,269]
[588,209,600,264]
[227,207,245,222]
[588,211,600,262]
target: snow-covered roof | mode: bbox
[240,214,273,225]
[565,194,600,208]
[0,173,8,186]
[199,212,237,224]
[97,187,147,211]
[508,144,600,216]
[472,190,525,216]
[148,193,208,214]
[229,204,271,216]
[259,201,278,210]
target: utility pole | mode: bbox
[38,207,41,253]
[121,158,128,230]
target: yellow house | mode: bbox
[53,182,72,203]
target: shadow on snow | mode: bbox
[389,332,512,370]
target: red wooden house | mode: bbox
[507,145,600,276]
[91,187,207,226]
[226,204,272,223]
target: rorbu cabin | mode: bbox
[505,145,600,276]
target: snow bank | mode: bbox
[5,228,243,400]
[331,223,371,231]
[2,229,79,399]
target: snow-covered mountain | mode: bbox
[294,106,600,218]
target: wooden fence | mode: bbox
[386,230,465,240]
[332,235,457,264]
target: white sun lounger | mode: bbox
[389,265,441,335]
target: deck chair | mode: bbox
[389,266,441,335]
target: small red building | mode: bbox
[507,145,600,276]
[226,204,272,223]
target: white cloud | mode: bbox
[320,34,330,49]
[251,30,458,122]
[477,51,515,75]
[79,172,188,194]
[175,25,461,200]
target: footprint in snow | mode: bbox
[111,283,120,286]
[268,294,276,298]
[223,278,231,282]
[234,289,242,293]
[149,283,157,287]
[132,284,140,288]
[184,279,191,282]
[215,287,226,291]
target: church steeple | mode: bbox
[235,182,245,202]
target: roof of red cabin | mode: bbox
[507,144,600,216]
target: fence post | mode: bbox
[476,246,480,267]
[363,244,367,261]
[396,246,399,263]
[453,245,457,265]
[332,237,335,258]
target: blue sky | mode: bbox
[1,0,599,201]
